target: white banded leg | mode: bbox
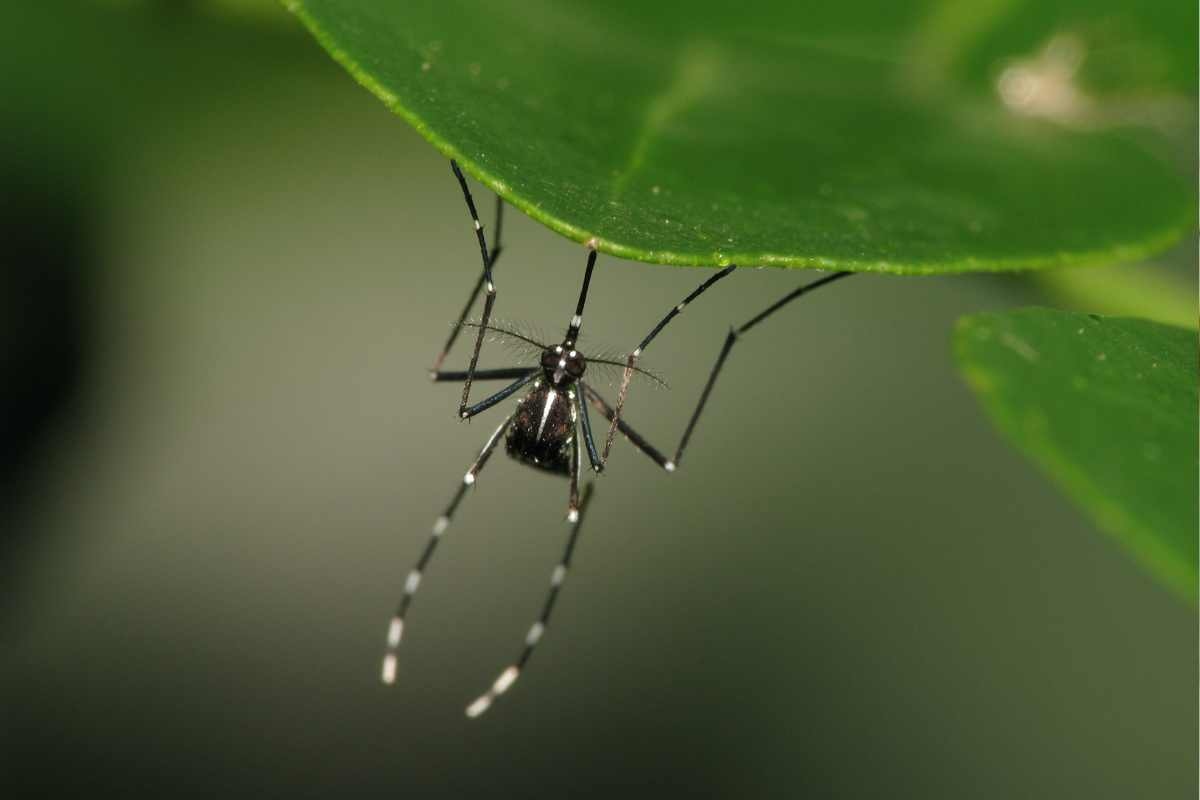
[567,405,581,522]
[601,266,736,462]
[465,482,596,718]
[381,414,513,685]
[562,248,597,347]
[581,382,672,471]
[430,196,503,373]
[449,159,500,419]
[601,269,854,470]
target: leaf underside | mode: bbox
[286,1,1194,273]
[955,308,1198,601]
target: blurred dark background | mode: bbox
[2,3,1196,798]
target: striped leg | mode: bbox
[562,249,597,346]
[430,195,504,373]
[599,270,854,470]
[600,266,737,462]
[561,252,603,477]
[449,160,500,419]
[567,418,582,522]
[465,482,596,718]
[381,413,514,685]
[581,382,671,470]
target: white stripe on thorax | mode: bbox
[536,390,557,441]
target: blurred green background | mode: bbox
[2,3,1196,798]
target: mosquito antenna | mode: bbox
[460,321,550,353]
[586,357,669,389]
[465,481,596,718]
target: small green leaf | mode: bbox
[955,308,1198,601]
[284,1,1193,272]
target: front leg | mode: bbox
[585,268,849,472]
[598,270,853,471]
[430,194,504,373]
[449,160,501,418]
[461,371,539,420]
[601,266,737,462]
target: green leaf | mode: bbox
[954,308,1198,601]
[284,1,1193,273]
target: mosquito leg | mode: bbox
[566,424,581,522]
[601,266,737,462]
[432,367,532,383]
[582,383,671,470]
[563,248,597,346]
[449,160,499,418]
[574,385,603,473]
[465,482,596,718]
[667,271,853,468]
[461,370,539,420]
[381,413,515,685]
[431,196,504,373]
[601,270,853,470]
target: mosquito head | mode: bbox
[541,344,586,387]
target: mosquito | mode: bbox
[381,159,853,717]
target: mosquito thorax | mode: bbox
[540,344,586,386]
